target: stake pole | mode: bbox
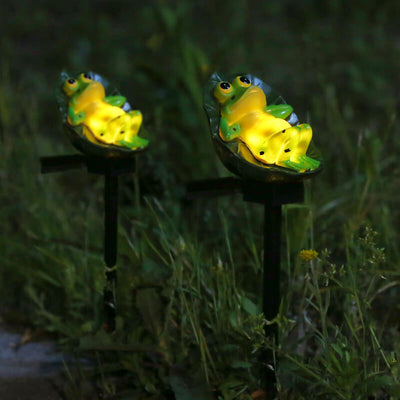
[263,202,282,394]
[263,202,281,336]
[104,171,118,268]
[103,164,119,332]
[40,154,137,333]
[187,178,304,394]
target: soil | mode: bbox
[0,377,64,400]
[0,324,70,400]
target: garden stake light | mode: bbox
[186,177,304,395]
[40,72,149,332]
[187,72,323,394]
[204,72,323,182]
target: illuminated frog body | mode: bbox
[62,73,148,149]
[214,76,320,172]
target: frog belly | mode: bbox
[83,102,124,133]
[82,102,128,143]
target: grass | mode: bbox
[1,0,400,399]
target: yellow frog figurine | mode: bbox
[62,73,148,150]
[214,75,319,172]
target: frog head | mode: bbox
[214,75,267,118]
[62,73,105,107]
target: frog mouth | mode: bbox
[228,85,265,113]
[79,81,105,101]
[85,80,104,93]
[239,85,264,101]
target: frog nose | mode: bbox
[229,85,265,113]
[243,85,263,97]
[85,80,104,93]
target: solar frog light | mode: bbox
[213,75,320,172]
[57,71,148,157]
[204,72,322,182]
[41,71,150,332]
[187,72,323,395]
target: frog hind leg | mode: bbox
[287,124,320,171]
[93,119,118,144]
[288,124,312,160]
[282,155,320,172]
[118,135,149,149]
[116,110,148,150]
[104,114,131,144]
[127,110,143,136]
[260,124,319,172]
[254,125,300,165]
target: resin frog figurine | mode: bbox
[214,75,320,172]
[62,73,148,149]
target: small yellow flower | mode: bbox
[299,249,319,261]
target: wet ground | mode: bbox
[0,325,68,400]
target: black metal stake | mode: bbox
[262,202,282,395]
[186,178,304,394]
[40,155,136,332]
[103,169,119,332]
[104,172,119,267]
[263,203,281,333]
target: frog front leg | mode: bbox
[67,107,85,126]
[104,95,127,108]
[266,104,293,119]
[219,117,241,141]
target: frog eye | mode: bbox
[63,77,79,95]
[214,81,234,103]
[63,78,79,95]
[66,78,77,87]
[218,82,232,94]
[235,75,251,88]
[80,73,93,83]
